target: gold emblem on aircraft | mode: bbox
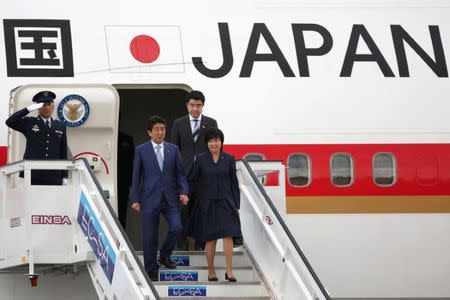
[58,94,90,127]
[66,101,83,121]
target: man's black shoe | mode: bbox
[159,257,177,269]
[148,271,159,281]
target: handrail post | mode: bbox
[27,248,38,286]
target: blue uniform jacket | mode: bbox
[5,108,68,184]
[130,141,188,212]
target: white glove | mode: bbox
[62,178,68,186]
[27,103,44,112]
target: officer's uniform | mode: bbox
[5,91,68,185]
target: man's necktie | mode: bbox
[192,119,199,142]
[45,120,50,128]
[156,144,163,171]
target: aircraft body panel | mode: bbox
[1,1,450,145]
[1,0,450,297]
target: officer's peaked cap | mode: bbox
[32,91,56,103]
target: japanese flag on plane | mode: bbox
[104,25,185,73]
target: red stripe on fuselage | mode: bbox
[224,144,450,197]
[0,146,7,166]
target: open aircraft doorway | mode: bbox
[114,84,190,250]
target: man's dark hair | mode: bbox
[185,90,205,104]
[148,115,166,131]
[204,127,224,148]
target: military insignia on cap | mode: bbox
[32,90,56,103]
[57,94,90,127]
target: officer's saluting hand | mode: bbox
[5,90,69,186]
[27,102,44,112]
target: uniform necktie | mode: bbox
[192,119,199,142]
[45,120,50,128]
[156,144,163,171]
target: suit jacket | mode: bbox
[188,151,240,210]
[170,115,218,175]
[5,108,68,184]
[130,141,188,212]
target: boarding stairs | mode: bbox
[147,250,268,299]
[0,158,330,300]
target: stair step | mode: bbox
[162,297,271,300]
[153,281,269,298]
[158,266,257,282]
[130,266,257,283]
[137,251,252,267]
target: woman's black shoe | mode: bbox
[225,272,237,282]
[208,275,218,281]
[233,236,244,247]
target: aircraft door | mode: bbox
[8,84,119,212]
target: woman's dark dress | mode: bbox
[186,151,242,242]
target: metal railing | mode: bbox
[237,159,331,300]
[0,159,159,300]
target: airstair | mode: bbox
[149,250,269,299]
[0,158,330,300]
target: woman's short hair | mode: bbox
[147,115,166,131]
[204,127,224,145]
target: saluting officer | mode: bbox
[5,91,68,185]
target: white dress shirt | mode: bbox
[40,116,51,128]
[189,114,202,133]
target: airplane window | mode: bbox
[244,154,265,161]
[373,153,397,186]
[330,153,353,187]
[288,154,311,187]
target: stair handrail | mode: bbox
[238,159,331,300]
[76,157,160,299]
[0,159,160,299]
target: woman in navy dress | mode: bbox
[186,127,241,282]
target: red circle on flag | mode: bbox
[129,35,160,63]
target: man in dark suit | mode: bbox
[171,90,218,174]
[130,116,189,281]
[5,90,68,185]
[171,90,217,250]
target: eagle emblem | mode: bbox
[57,94,90,127]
